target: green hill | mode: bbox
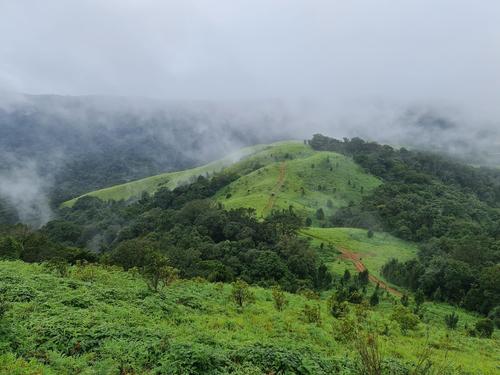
[0,260,498,374]
[62,143,272,207]
[63,141,382,222]
[302,228,418,288]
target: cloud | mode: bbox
[0,157,53,227]
[0,1,499,115]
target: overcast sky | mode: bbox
[0,0,499,115]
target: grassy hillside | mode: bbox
[302,228,418,282]
[0,261,498,374]
[216,142,381,219]
[63,141,381,220]
[62,143,271,207]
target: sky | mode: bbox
[1,0,499,116]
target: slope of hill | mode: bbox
[62,143,271,207]
[302,228,418,294]
[63,141,382,222]
[215,144,381,219]
[0,261,498,374]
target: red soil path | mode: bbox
[339,248,402,296]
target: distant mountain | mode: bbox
[0,94,290,226]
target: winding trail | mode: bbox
[339,248,402,296]
[301,231,402,296]
[263,162,287,214]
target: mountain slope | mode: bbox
[63,141,382,222]
[1,260,498,374]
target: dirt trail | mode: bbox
[300,231,402,297]
[339,248,402,296]
[263,162,287,214]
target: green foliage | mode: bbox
[302,303,321,324]
[0,236,21,260]
[391,305,420,333]
[141,251,179,292]
[271,286,288,312]
[444,311,459,330]
[328,297,349,319]
[231,279,255,309]
[473,318,494,338]
[310,135,500,315]
[400,293,409,307]
[369,290,380,307]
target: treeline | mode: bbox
[309,134,500,315]
[0,174,332,292]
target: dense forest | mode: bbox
[310,134,500,316]
[0,173,333,293]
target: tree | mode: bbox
[444,311,459,329]
[329,297,349,318]
[0,236,21,260]
[358,270,369,287]
[369,290,379,306]
[231,279,255,310]
[141,250,179,292]
[342,269,351,283]
[303,303,321,324]
[400,293,409,307]
[414,289,425,309]
[271,286,288,311]
[315,208,325,221]
[474,319,494,338]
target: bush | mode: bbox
[473,319,494,338]
[271,286,288,312]
[328,297,349,318]
[444,311,459,329]
[303,303,321,324]
[391,305,419,333]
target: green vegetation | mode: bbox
[64,141,381,224]
[1,134,499,373]
[302,227,417,281]
[0,261,498,374]
[62,143,271,207]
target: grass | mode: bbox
[215,144,381,219]
[301,227,418,282]
[62,141,381,218]
[0,261,498,374]
[62,143,273,207]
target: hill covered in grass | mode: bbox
[0,261,498,374]
[302,228,418,283]
[63,141,381,223]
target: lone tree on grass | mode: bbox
[141,250,179,292]
[231,279,255,310]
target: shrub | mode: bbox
[303,303,321,325]
[328,297,349,319]
[473,318,494,338]
[271,286,288,312]
[391,305,419,333]
[44,257,69,277]
[355,332,382,375]
[444,312,459,330]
